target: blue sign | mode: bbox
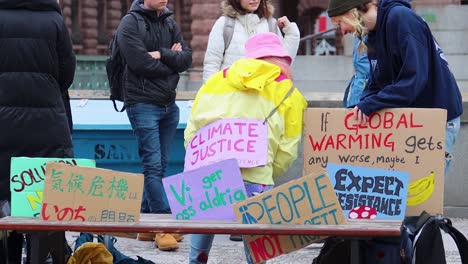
[326,163,409,220]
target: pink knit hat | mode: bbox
[245,32,292,65]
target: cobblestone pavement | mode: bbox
[64,217,468,264]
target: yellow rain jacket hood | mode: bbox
[185,59,307,184]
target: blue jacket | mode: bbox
[344,37,369,108]
[358,0,463,121]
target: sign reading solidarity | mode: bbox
[303,108,446,216]
[164,159,247,220]
[184,118,268,171]
[10,157,96,217]
[233,173,346,263]
[41,162,143,222]
[326,163,409,220]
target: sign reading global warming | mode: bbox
[326,163,409,220]
[233,173,346,263]
[163,159,247,220]
[41,162,143,222]
[10,157,96,217]
[184,118,268,171]
[303,108,445,216]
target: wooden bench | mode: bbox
[0,214,402,264]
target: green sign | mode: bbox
[10,157,96,217]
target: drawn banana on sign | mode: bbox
[407,171,435,206]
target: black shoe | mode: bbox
[229,234,243,242]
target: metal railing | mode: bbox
[300,27,337,55]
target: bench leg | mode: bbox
[2,230,9,264]
[350,239,360,264]
[26,231,66,264]
[27,232,49,264]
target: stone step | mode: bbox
[433,31,468,55]
[415,5,468,31]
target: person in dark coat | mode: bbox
[328,0,463,176]
[116,0,192,250]
[0,0,76,261]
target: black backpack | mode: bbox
[106,12,148,112]
[313,211,468,264]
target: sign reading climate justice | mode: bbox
[303,108,446,216]
[326,163,409,220]
[163,159,247,220]
[184,118,268,171]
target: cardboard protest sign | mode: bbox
[233,173,346,263]
[163,159,247,220]
[326,163,409,220]
[304,108,446,216]
[184,118,268,171]
[41,162,143,222]
[10,157,96,217]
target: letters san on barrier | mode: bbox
[304,108,446,216]
[9,157,96,217]
[232,172,346,263]
[163,159,247,220]
[41,162,143,222]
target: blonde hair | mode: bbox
[333,9,368,53]
[260,57,293,81]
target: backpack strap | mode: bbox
[223,16,235,51]
[224,16,278,51]
[267,17,278,34]
[438,218,468,264]
[263,83,295,125]
[128,12,148,40]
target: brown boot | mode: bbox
[137,233,154,241]
[171,233,184,242]
[155,234,178,251]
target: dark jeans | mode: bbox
[126,102,179,214]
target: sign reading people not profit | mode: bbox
[184,118,268,171]
[303,108,446,216]
[10,157,96,217]
[163,159,247,220]
[41,162,143,222]
[326,163,409,220]
[233,173,345,263]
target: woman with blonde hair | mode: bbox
[328,0,462,176]
[329,8,370,108]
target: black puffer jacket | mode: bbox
[117,0,192,106]
[0,0,76,201]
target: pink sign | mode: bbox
[185,118,268,171]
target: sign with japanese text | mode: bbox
[303,108,446,216]
[326,163,409,220]
[184,118,268,171]
[10,157,96,217]
[233,173,346,263]
[163,159,247,220]
[41,162,143,222]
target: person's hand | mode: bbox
[148,51,161,59]
[171,43,182,52]
[277,16,291,29]
[352,106,369,125]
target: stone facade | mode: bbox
[58,0,192,56]
[59,0,459,67]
